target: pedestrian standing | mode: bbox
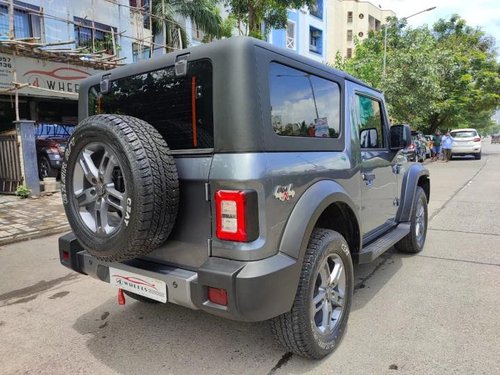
[432,130,441,161]
[441,131,455,162]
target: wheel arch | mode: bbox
[397,164,430,222]
[279,180,361,262]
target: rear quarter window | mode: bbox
[88,59,214,150]
[269,62,341,138]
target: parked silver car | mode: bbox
[451,128,482,160]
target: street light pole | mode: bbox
[382,6,437,79]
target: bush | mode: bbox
[15,185,31,199]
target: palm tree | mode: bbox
[150,0,225,52]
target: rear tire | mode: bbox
[395,187,428,254]
[475,152,481,160]
[271,229,354,359]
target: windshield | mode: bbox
[451,130,477,138]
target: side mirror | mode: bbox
[390,124,411,150]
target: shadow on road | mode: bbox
[73,297,284,374]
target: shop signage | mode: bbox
[0,53,100,99]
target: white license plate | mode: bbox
[109,268,167,303]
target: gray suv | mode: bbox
[59,37,430,359]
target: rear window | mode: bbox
[451,130,477,138]
[88,59,213,150]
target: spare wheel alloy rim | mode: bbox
[311,253,347,335]
[72,142,127,237]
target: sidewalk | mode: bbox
[0,192,69,246]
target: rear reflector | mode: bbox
[208,287,228,306]
[62,250,70,261]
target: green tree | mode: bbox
[335,15,500,133]
[223,0,313,39]
[151,0,225,51]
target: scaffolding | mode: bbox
[0,0,185,118]
[0,0,187,66]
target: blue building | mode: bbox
[268,1,327,63]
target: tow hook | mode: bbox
[118,288,126,305]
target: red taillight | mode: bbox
[215,190,247,241]
[62,250,70,261]
[208,287,228,306]
[473,137,481,142]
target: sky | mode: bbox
[378,0,500,43]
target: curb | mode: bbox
[0,224,71,247]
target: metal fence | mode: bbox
[0,134,22,193]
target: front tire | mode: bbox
[395,187,428,253]
[271,229,354,359]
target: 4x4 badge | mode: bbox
[274,184,296,202]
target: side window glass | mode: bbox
[354,94,384,149]
[269,62,340,138]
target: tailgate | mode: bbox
[140,155,213,269]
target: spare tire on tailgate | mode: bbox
[61,114,179,261]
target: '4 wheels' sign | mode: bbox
[0,53,99,98]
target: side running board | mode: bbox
[356,223,411,264]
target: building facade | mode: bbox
[327,0,395,62]
[0,0,161,132]
[268,1,328,63]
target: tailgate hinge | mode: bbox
[205,182,211,202]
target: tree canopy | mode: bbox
[335,15,500,134]
[223,0,313,39]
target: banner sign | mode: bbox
[0,53,100,99]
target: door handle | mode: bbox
[362,172,376,186]
[362,172,376,181]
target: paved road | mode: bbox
[1,143,499,375]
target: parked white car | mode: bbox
[451,128,482,160]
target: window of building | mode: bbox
[347,29,353,42]
[347,11,353,23]
[368,15,381,31]
[353,94,384,149]
[359,13,364,19]
[309,26,323,54]
[309,0,323,19]
[286,20,296,49]
[346,48,352,59]
[269,63,341,138]
[0,1,41,39]
[358,31,364,38]
[129,0,150,30]
[132,43,150,62]
[74,17,117,55]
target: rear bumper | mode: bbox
[452,146,481,154]
[59,233,299,322]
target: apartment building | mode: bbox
[327,0,395,61]
[268,0,328,63]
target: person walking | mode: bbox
[432,130,441,161]
[441,130,455,162]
